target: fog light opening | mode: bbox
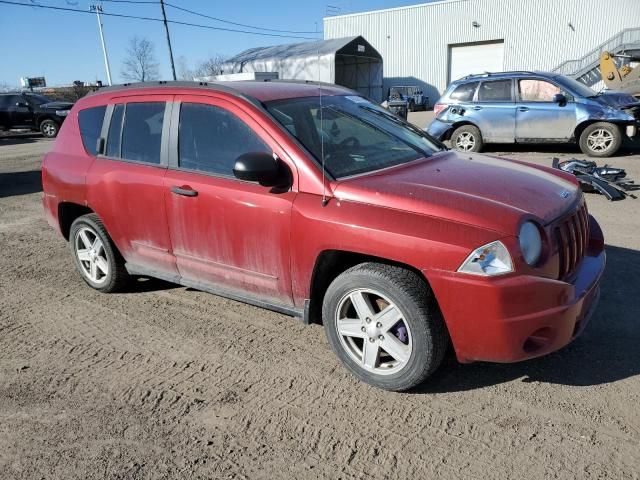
[523,327,553,354]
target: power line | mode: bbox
[163,2,319,35]
[0,0,319,39]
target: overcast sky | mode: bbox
[0,0,424,87]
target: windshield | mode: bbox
[265,95,442,178]
[25,94,52,105]
[553,75,597,98]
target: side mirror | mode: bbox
[233,152,287,187]
[15,101,29,108]
[553,94,567,106]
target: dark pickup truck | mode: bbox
[0,92,73,138]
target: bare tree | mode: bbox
[193,54,226,79]
[176,55,194,81]
[121,36,160,82]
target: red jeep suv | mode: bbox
[42,81,605,391]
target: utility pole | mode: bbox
[159,0,177,81]
[91,4,113,86]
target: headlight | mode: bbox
[457,240,513,276]
[519,221,542,266]
[55,110,69,116]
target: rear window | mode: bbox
[78,106,106,156]
[477,80,512,102]
[449,82,478,102]
[121,102,165,164]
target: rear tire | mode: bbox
[579,122,622,157]
[69,214,130,293]
[451,124,483,153]
[40,119,59,138]
[323,263,448,391]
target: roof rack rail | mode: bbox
[459,70,538,80]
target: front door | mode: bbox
[163,96,296,306]
[515,78,577,141]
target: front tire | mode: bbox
[579,122,622,157]
[451,124,483,153]
[40,119,59,138]
[323,263,448,391]
[69,214,130,293]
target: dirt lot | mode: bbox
[1,134,639,480]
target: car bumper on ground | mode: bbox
[425,118,452,141]
[426,245,606,364]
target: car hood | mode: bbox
[40,101,73,110]
[333,151,580,235]
[592,91,640,109]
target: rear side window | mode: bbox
[121,102,165,164]
[106,104,124,157]
[178,103,269,176]
[449,82,478,102]
[78,106,106,156]
[478,80,512,102]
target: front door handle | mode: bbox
[472,106,483,111]
[171,185,198,197]
[518,106,530,112]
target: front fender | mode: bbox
[289,192,503,307]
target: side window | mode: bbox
[449,82,479,102]
[519,79,561,102]
[78,106,106,156]
[178,103,270,176]
[477,80,512,102]
[121,102,165,164]
[106,104,124,158]
[0,96,13,109]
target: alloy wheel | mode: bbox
[335,288,413,376]
[74,226,109,284]
[587,129,613,153]
[455,132,476,151]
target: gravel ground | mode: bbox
[1,134,639,479]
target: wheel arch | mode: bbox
[574,119,623,142]
[443,120,480,141]
[58,202,94,240]
[306,249,433,326]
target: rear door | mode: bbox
[515,78,577,141]
[163,95,296,306]
[471,79,516,142]
[86,95,179,278]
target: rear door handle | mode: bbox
[518,106,529,112]
[171,185,198,197]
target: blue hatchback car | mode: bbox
[427,71,640,157]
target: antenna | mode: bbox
[318,50,329,207]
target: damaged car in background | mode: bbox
[427,71,640,157]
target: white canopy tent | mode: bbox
[221,36,384,102]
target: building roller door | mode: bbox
[449,41,505,83]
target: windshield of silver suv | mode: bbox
[265,95,442,178]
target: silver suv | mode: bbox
[427,71,640,157]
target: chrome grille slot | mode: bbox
[554,203,589,280]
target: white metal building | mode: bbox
[324,0,640,103]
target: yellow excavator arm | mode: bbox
[600,51,640,97]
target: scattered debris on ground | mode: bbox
[553,157,639,200]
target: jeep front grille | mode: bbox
[554,202,589,280]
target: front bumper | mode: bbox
[425,118,453,140]
[426,246,605,364]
